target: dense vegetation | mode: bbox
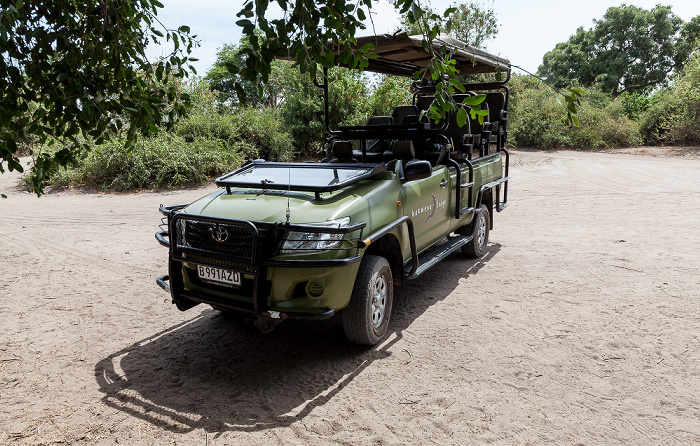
[640,49,700,146]
[508,76,642,150]
[41,65,412,191]
[13,3,700,192]
[4,0,475,195]
[34,39,700,191]
[510,43,700,149]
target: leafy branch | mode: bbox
[0,0,197,195]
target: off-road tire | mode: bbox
[343,255,393,345]
[462,204,490,258]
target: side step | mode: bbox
[404,235,473,279]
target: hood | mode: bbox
[184,179,385,224]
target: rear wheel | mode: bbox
[462,204,490,258]
[343,255,393,345]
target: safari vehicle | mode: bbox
[155,33,511,345]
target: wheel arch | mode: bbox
[364,233,405,288]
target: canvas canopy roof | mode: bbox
[342,32,510,77]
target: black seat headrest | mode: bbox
[366,116,394,126]
[391,105,418,125]
[392,140,415,161]
[416,95,434,111]
[332,140,354,159]
[400,114,421,124]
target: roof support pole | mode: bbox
[313,67,333,136]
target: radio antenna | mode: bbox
[286,161,291,224]
[286,113,292,225]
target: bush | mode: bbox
[34,77,296,191]
[48,133,246,191]
[640,48,700,145]
[508,76,641,149]
[176,106,295,161]
[232,107,296,161]
[620,91,653,120]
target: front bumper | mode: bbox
[156,274,337,320]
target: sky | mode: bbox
[146,0,700,77]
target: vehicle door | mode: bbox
[400,165,451,252]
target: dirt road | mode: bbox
[1,149,698,445]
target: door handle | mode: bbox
[440,180,448,188]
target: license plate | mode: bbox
[196,265,241,288]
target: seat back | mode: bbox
[415,95,434,117]
[391,105,418,125]
[392,140,415,162]
[366,115,393,126]
[363,116,394,158]
[400,114,421,124]
[444,110,472,159]
[390,140,417,180]
[329,140,357,163]
[484,92,506,127]
[445,94,472,141]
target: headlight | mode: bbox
[281,217,351,254]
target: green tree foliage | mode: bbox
[205,43,250,104]
[0,0,196,195]
[619,91,653,121]
[206,42,412,156]
[399,0,499,48]
[538,5,700,97]
[234,0,498,126]
[675,16,700,67]
[204,35,288,107]
[270,63,414,156]
[365,76,414,117]
[640,47,700,145]
[276,63,370,154]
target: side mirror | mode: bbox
[403,160,432,182]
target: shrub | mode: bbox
[49,133,246,191]
[640,47,700,145]
[35,77,297,191]
[507,76,569,148]
[508,76,641,149]
[231,107,296,161]
[176,106,294,161]
[620,91,653,120]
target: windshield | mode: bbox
[215,162,385,193]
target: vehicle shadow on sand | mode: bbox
[95,244,501,434]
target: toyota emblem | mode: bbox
[209,225,229,242]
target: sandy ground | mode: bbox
[1,148,699,445]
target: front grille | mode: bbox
[171,215,283,271]
[174,218,257,265]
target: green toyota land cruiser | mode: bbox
[156,33,511,345]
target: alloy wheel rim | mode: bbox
[477,214,487,247]
[370,272,387,328]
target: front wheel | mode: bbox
[343,255,393,345]
[462,204,490,258]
